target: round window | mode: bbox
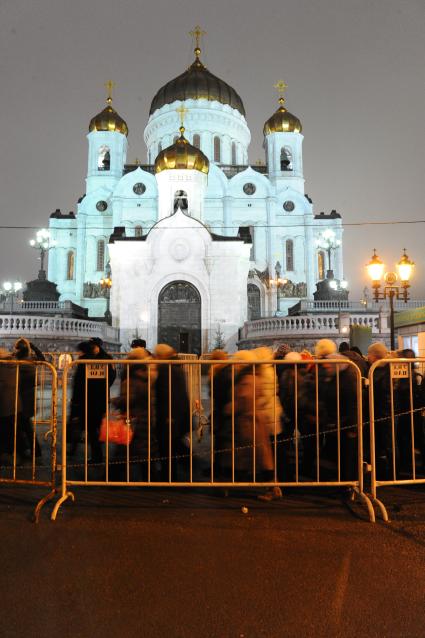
[243,183,256,196]
[283,200,295,212]
[133,182,146,195]
[96,200,108,212]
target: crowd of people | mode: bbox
[1,336,425,497]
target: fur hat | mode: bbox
[127,347,150,360]
[284,351,302,363]
[368,342,388,360]
[315,339,337,358]
[154,343,176,359]
[275,343,291,359]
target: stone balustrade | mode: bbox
[0,314,119,341]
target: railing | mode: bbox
[241,313,387,339]
[289,299,425,314]
[0,300,88,317]
[0,315,119,341]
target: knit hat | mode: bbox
[315,339,337,358]
[275,343,291,359]
[154,343,176,359]
[368,342,388,360]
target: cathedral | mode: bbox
[47,28,344,353]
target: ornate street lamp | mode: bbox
[269,261,287,314]
[99,264,112,325]
[29,229,56,280]
[315,229,341,278]
[2,281,23,314]
[366,248,414,350]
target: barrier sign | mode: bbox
[86,363,107,379]
[390,362,410,379]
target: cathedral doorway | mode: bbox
[158,281,201,354]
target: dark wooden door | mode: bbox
[158,281,201,354]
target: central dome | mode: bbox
[150,57,245,117]
[155,127,210,174]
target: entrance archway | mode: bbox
[158,281,201,354]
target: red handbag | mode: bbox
[99,414,134,445]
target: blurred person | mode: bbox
[395,348,425,474]
[12,338,43,458]
[111,347,158,481]
[154,344,190,481]
[0,348,22,457]
[367,342,393,479]
[69,340,116,464]
[209,349,233,481]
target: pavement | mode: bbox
[1,483,425,638]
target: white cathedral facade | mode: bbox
[47,36,344,353]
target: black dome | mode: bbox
[149,59,245,117]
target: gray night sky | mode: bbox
[0,0,424,299]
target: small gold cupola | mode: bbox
[89,81,129,136]
[154,106,210,174]
[263,80,302,135]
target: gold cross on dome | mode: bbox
[189,25,206,57]
[105,80,116,103]
[176,105,189,128]
[273,79,288,104]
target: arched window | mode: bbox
[318,251,325,280]
[98,145,110,171]
[214,136,221,163]
[280,147,292,171]
[66,251,75,280]
[174,190,188,213]
[193,134,200,148]
[247,284,261,320]
[97,240,105,271]
[135,225,143,237]
[286,239,294,271]
[231,142,237,165]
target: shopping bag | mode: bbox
[99,414,134,445]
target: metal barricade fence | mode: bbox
[0,359,58,521]
[52,357,375,521]
[368,357,425,521]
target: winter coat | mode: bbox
[0,362,21,418]
[320,356,359,433]
[255,362,283,436]
[155,360,190,442]
[70,352,116,423]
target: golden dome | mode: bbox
[155,127,209,174]
[89,98,128,136]
[263,85,302,135]
[150,54,245,116]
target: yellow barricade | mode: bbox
[52,358,375,521]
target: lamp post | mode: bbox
[2,281,23,314]
[99,264,112,325]
[315,229,341,278]
[269,261,287,314]
[329,277,349,332]
[29,229,56,280]
[366,248,414,350]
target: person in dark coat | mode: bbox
[0,348,22,457]
[367,342,393,479]
[69,340,116,463]
[395,348,425,475]
[154,344,190,481]
[320,352,360,481]
[12,338,44,458]
[209,350,233,481]
[111,347,158,481]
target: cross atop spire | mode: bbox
[104,80,116,104]
[189,25,206,59]
[273,79,288,106]
[176,104,189,135]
